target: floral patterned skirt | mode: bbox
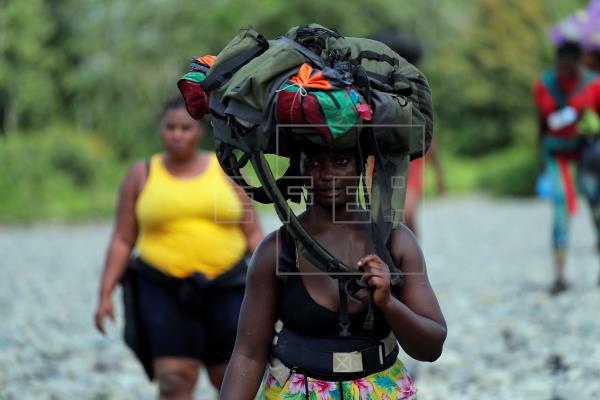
[258,358,417,400]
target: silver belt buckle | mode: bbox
[333,351,363,373]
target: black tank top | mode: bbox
[277,227,391,338]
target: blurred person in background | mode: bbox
[94,96,263,399]
[549,0,600,290]
[573,104,600,288]
[575,2,600,282]
[370,30,446,236]
[570,63,600,288]
[533,41,597,295]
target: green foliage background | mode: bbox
[0,0,591,221]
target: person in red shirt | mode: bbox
[570,67,600,287]
[534,41,597,294]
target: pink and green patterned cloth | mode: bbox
[259,358,417,400]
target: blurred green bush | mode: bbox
[0,126,124,222]
[425,146,539,197]
[0,0,593,222]
[477,147,539,196]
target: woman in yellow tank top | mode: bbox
[94,96,263,399]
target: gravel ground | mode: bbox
[1,196,600,399]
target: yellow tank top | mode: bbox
[135,153,247,278]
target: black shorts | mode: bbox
[135,271,244,366]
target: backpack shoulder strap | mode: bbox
[277,225,297,277]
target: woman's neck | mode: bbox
[164,151,200,167]
[162,151,206,178]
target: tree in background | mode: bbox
[0,0,64,133]
[0,0,445,158]
[0,0,593,207]
[432,0,588,157]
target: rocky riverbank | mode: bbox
[1,197,599,399]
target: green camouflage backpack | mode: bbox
[178,24,433,302]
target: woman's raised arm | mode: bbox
[378,225,447,361]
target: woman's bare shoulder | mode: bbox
[389,224,424,273]
[128,159,148,177]
[248,229,280,275]
[121,159,149,194]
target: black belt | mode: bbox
[129,257,182,288]
[129,256,248,290]
[271,321,399,381]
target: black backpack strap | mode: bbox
[411,73,433,160]
[217,143,303,204]
[389,73,413,95]
[350,51,414,97]
[361,127,404,289]
[200,34,269,92]
[361,295,375,331]
[351,51,399,67]
[352,65,372,104]
[293,25,342,56]
[270,37,325,69]
[277,225,297,277]
[338,281,351,337]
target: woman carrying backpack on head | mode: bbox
[555,2,600,288]
[219,144,446,400]
[94,95,263,399]
[176,24,446,399]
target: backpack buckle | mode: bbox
[333,351,363,373]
